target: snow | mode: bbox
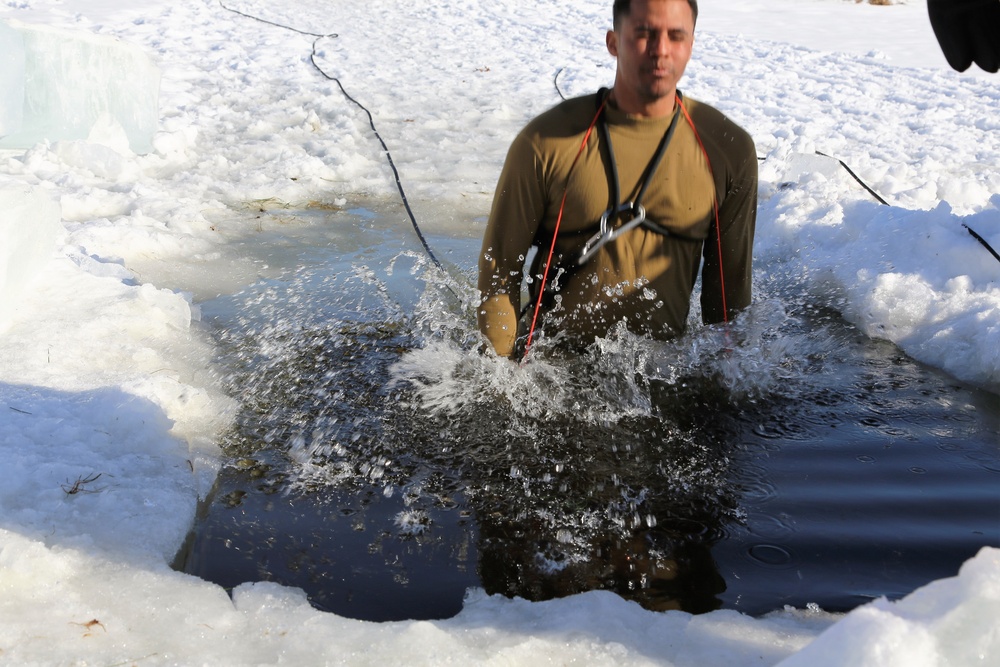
[0,183,60,326]
[0,0,997,664]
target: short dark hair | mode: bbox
[612,0,699,30]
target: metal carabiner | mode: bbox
[577,208,615,266]
[606,202,646,242]
[577,202,646,265]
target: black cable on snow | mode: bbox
[217,2,446,272]
[554,68,567,101]
[307,43,446,272]
[219,1,327,37]
[963,223,1000,264]
[220,3,998,271]
[815,151,891,206]
[818,151,999,266]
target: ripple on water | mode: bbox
[734,463,778,504]
[744,512,795,540]
[745,543,797,569]
[751,415,815,442]
[799,409,846,430]
[877,426,915,439]
[964,450,1000,474]
[803,387,846,408]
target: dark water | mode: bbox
[173,206,1000,621]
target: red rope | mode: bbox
[522,94,726,362]
[676,97,727,322]
[521,98,608,363]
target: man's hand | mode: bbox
[928,0,1000,72]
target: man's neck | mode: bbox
[608,86,677,118]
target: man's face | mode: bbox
[607,0,695,112]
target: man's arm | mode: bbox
[701,136,757,325]
[477,133,547,358]
[928,0,1000,73]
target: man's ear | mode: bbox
[606,29,618,57]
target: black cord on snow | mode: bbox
[554,68,567,101]
[307,42,447,273]
[221,2,998,271]
[815,151,891,206]
[818,150,1000,266]
[219,1,327,37]
[217,1,446,273]
[963,224,1000,264]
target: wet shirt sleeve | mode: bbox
[478,130,546,358]
[700,123,757,325]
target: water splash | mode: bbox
[206,243,862,608]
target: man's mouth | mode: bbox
[645,62,672,78]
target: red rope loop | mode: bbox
[522,93,726,363]
[522,98,608,363]
[676,97,726,322]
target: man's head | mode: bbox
[607,0,696,117]
[613,0,698,30]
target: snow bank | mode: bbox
[0,20,25,136]
[0,19,160,153]
[0,182,61,330]
[758,154,1000,389]
[0,529,822,665]
[780,547,1000,667]
[0,529,994,665]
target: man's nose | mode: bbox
[648,32,671,57]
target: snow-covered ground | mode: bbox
[0,0,997,664]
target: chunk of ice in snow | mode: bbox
[0,20,25,137]
[0,182,62,330]
[0,19,160,153]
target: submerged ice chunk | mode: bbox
[0,19,160,153]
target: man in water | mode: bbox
[477,0,757,360]
[928,0,1000,73]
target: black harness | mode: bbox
[526,89,708,314]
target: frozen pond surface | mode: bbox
[171,204,1000,622]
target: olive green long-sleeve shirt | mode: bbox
[478,93,757,358]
